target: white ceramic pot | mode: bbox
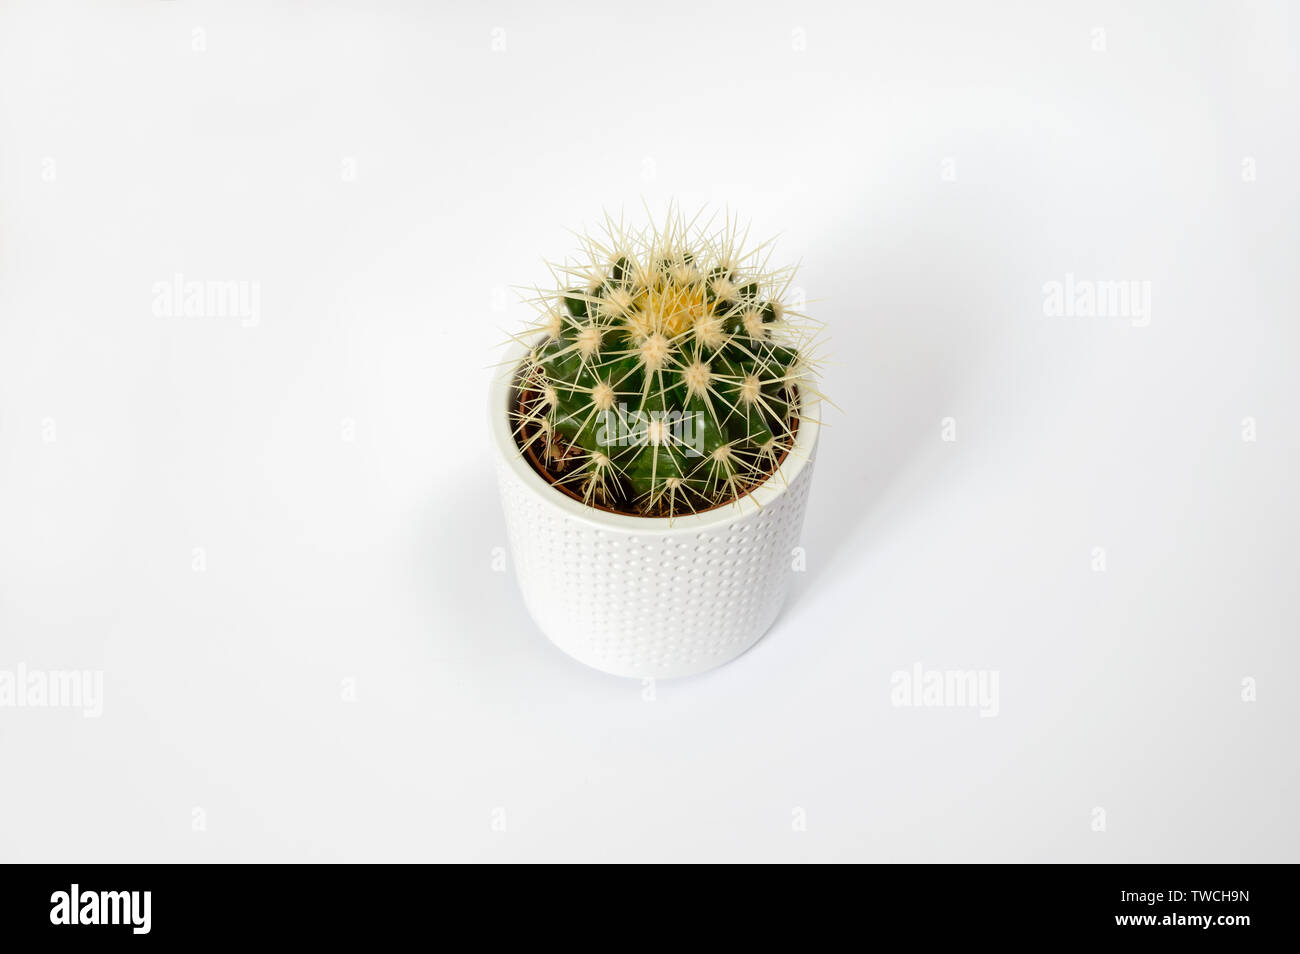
[490,341,820,679]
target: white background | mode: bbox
[1,0,1297,862]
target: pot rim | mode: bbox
[489,338,821,534]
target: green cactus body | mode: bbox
[512,213,819,518]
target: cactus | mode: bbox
[510,210,822,518]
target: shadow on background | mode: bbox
[792,190,1008,603]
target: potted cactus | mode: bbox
[491,210,824,679]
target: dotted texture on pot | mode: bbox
[496,458,815,679]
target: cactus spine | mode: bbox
[510,210,821,518]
